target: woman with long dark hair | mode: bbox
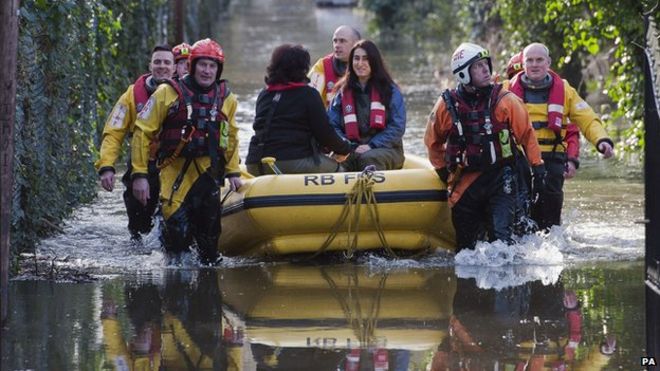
[328,39,406,171]
[246,43,351,175]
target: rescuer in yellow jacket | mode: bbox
[131,39,242,265]
[308,25,361,107]
[95,45,174,242]
[508,43,615,231]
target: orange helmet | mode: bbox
[189,38,225,80]
[173,42,191,62]
[506,51,523,79]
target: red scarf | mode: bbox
[340,86,386,141]
[266,82,308,92]
[509,69,564,135]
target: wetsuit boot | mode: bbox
[123,161,161,241]
[162,208,193,265]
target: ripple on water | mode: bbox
[34,183,643,276]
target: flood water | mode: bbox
[2,1,648,370]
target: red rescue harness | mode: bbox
[158,78,228,162]
[444,84,514,171]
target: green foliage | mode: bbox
[11,0,232,258]
[493,0,656,155]
[11,0,167,255]
[13,0,99,252]
[360,0,659,155]
[361,0,466,48]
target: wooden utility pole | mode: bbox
[175,0,184,44]
[0,0,19,324]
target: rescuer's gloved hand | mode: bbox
[531,164,546,203]
[435,167,449,184]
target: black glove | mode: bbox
[531,164,546,203]
[435,167,449,184]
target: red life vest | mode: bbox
[158,78,228,160]
[508,70,565,135]
[340,85,386,141]
[133,73,153,113]
[445,84,514,171]
[322,54,338,94]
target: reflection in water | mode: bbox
[219,265,455,370]
[56,265,623,370]
[101,270,226,370]
[430,278,616,370]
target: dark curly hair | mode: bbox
[264,44,311,85]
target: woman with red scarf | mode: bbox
[246,44,352,175]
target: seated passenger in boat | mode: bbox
[246,44,352,175]
[328,39,406,172]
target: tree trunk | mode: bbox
[0,0,19,324]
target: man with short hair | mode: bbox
[425,42,545,252]
[508,42,614,230]
[95,44,174,242]
[308,25,361,107]
[131,38,242,265]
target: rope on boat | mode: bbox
[310,166,399,260]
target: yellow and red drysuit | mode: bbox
[95,74,161,239]
[131,76,240,263]
[508,73,612,229]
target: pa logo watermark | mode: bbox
[641,356,657,367]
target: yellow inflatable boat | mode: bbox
[218,155,455,257]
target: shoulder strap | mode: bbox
[256,92,282,174]
[442,89,464,138]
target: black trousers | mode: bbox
[121,160,160,237]
[452,165,518,252]
[161,172,221,264]
[513,156,537,236]
[530,157,565,230]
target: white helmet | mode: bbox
[451,42,492,85]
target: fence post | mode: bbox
[0,0,19,324]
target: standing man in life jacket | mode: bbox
[308,25,361,108]
[506,51,581,180]
[508,43,614,231]
[505,51,581,235]
[95,44,174,243]
[424,42,545,252]
[172,42,191,79]
[131,38,242,265]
